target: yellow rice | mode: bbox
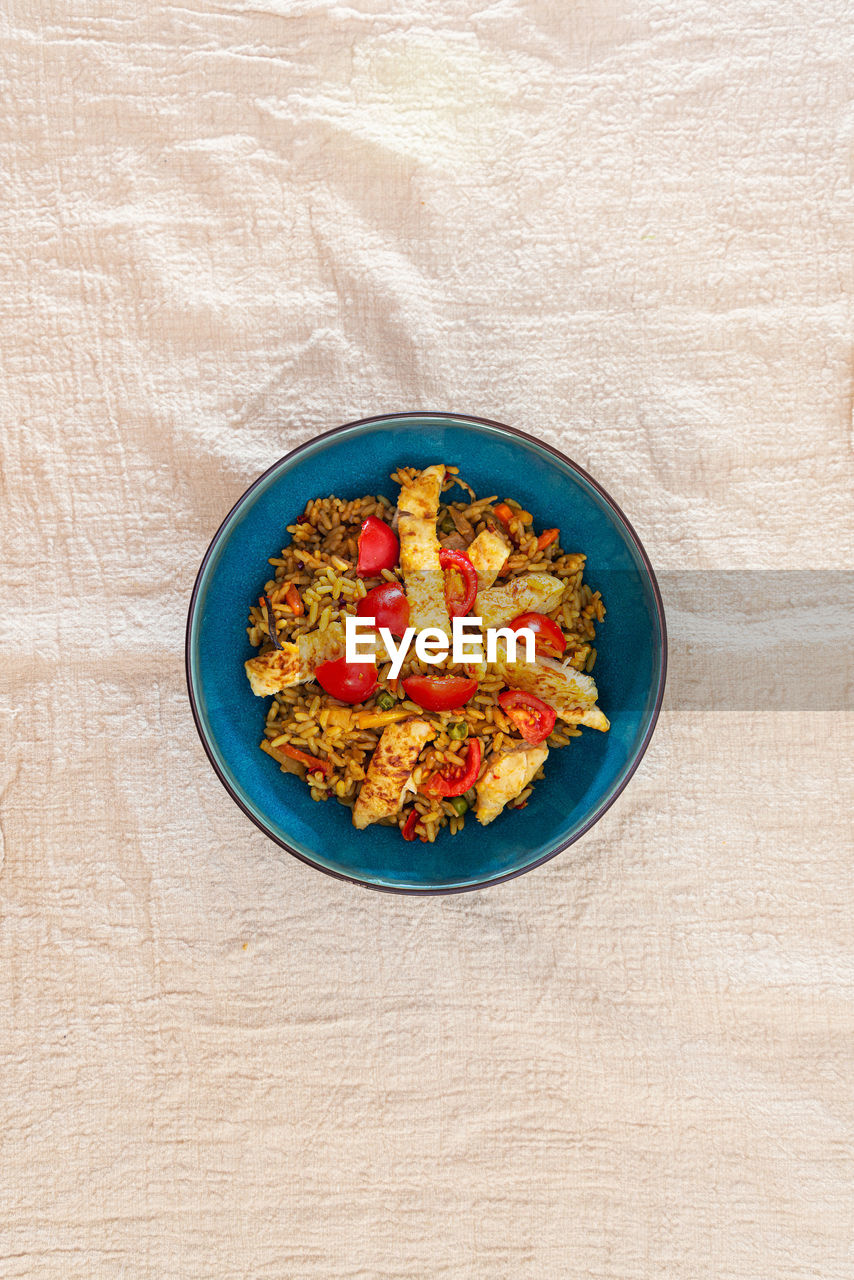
[246,473,603,840]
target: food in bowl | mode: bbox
[243,464,608,841]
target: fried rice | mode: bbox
[244,466,607,841]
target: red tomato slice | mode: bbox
[422,738,482,798]
[401,675,478,712]
[357,516,399,576]
[401,808,423,841]
[356,582,410,637]
[439,548,478,618]
[506,611,566,657]
[315,656,379,704]
[497,690,556,744]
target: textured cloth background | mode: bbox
[2,2,853,1278]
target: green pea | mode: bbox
[447,721,468,740]
[450,797,469,816]
[439,514,455,535]
[376,690,395,710]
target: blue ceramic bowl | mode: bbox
[186,413,666,893]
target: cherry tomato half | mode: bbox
[357,516,399,576]
[439,548,478,618]
[506,611,566,657]
[401,675,478,712]
[356,582,410,637]
[422,737,482,798]
[497,690,556,744]
[315,656,379,704]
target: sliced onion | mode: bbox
[262,594,283,650]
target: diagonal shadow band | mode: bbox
[264,571,852,712]
[655,571,854,711]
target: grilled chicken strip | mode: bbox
[397,464,451,635]
[352,718,435,829]
[492,643,609,732]
[475,743,549,826]
[244,625,346,696]
[476,573,564,629]
[466,528,510,592]
[245,622,398,697]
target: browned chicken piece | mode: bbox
[397,464,451,635]
[244,625,346,696]
[475,743,549,825]
[466,528,510,592]
[352,718,435,829]
[476,573,564,628]
[492,642,609,731]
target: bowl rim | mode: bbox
[185,411,668,894]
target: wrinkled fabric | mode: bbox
[1,2,853,1278]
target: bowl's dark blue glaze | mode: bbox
[186,413,666,892]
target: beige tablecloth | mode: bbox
[2,3,853,1277]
